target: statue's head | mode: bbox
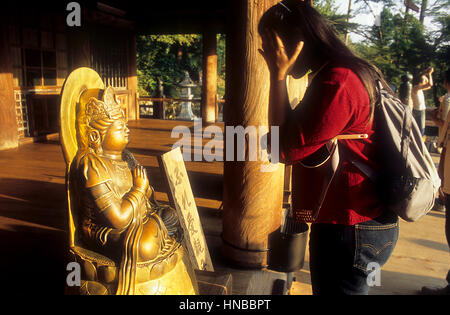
[77,86,129,155]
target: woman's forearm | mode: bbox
[269,75,290,128]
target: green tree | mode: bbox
[137,33,227,99]
[136,34,202,97]
[352,0,449,106]
[315,0,358,40]
[217,34,226,98]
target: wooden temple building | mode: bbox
[0,0,310,294]
[0,0,231,148]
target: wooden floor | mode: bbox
[0,118,448,295]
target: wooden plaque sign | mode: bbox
[158,147,214,272]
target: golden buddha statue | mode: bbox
[60,68,198,295]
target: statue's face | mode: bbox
[101,119,129,153]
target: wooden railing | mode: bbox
[138,97,224,121]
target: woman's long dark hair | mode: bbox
[258,0,392,121]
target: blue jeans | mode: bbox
[309,211,399,295]
[413,109,426,136]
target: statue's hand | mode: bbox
[133,165,149,193]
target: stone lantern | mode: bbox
[177,71,197,120]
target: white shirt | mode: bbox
[412,88,426,111]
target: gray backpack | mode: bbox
[347,82,441,222]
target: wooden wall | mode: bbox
[0,6,139,151]
[127,34,138,120]
[0,23,18,150]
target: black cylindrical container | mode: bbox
[268,216,309,272]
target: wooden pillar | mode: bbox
[201,28,218,124]
[0,22,18,150]
[127,33,138,120]
[222,0,284,268]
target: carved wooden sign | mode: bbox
[158,147,214,272]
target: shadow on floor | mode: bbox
[407,238,449,253]
[0,178,66,230]
[370,269,448,295]
[427,211,446,219]
[0,223,67,295]
[0,178,68,294]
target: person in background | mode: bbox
[421,69,450,295]
[432,70,450,139]
[412,67,434,136]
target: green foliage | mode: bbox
[217,34,226,98]
[315,0,356,39]
[352,1,449,106]
[136,34,202,97]
[136,34,226,99]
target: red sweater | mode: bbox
[280,66,383,225]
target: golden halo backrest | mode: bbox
[60,67,105,167]
[60,68,105,248]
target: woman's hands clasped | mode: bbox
[259,29,304,81]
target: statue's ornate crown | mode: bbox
[85,86,124,123]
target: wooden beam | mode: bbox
[201,28,218,124]
[0,23,19,150]
[221,0,285,268]
[127,33,138,120]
